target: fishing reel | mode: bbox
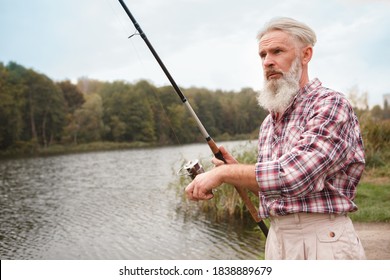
[178,159,205,179]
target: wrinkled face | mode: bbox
[257,30,303,113]
[258,30,299,82]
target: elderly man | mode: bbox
[185,17,366,260]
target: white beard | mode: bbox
[257,58,302,114]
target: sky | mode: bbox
[1,0,390,108]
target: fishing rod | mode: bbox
[118,0,268,237]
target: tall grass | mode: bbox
[359,115,390,168]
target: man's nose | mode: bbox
[263,55,275,68]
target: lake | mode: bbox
[0,140,265,259]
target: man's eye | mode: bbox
[274,49,282,54]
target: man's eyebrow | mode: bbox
[259,44,285,52]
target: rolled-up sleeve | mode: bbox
[255,160,282,198]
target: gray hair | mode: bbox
[257,17,317,47]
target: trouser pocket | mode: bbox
[316,220,365,259]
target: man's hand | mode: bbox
[185,146,238,201]
[185,168,221,201]
[185,145,259,200]
[212,145,238,166]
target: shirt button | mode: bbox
[329,232,335,238]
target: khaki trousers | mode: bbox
[265,213,366,260]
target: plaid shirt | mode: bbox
[255,78,365,218]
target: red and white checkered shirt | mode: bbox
[255,78,365,218]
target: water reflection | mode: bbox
[0,141,265,259]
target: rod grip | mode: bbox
[207,138,227,163]
[214,151,227,164]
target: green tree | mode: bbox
[0,61,270,153]
[57,80,85,144]
[0,62,25,149]
[133,80,158,142]
[57,80,85,113]
[109,115,127,141]
[99,81,131,141]
[153,86,184,144]
[188,88,221,137]
[99,80,158,143]
[237,87,267,134]
[24,70,65,147]
[166,103,199,144]
[4,62,65,148]
[74,93,104,143]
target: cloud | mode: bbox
[1,0,389,107]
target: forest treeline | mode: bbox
[0,61,268,154]
[1,61,389,167]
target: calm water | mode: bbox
[0,141,265,259]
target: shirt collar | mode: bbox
[288,78,322,108]
[296,78,322,100]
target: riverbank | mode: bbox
[0,141,155,159]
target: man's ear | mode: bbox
[301,46,313,65]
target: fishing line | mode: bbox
[125,31,184,148]
[104,0,145,70]
[105,0,183,147]
[104,0,132,36]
